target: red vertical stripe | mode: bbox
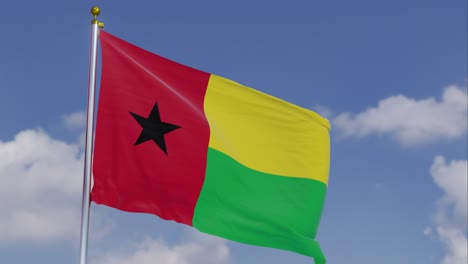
[92,30,211,226]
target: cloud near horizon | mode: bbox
[333,85,467,145]
[0,129,84,243]
[0,111,107,243]
[92,232,230,264]
[63,111,87,130]
[429,156,467,264]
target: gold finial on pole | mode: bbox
[91,6,100,17]
[90,6,104,28]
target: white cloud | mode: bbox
[92,232,230,264]
[424,226,434,237]
[431,156,468,227]
[333,85,467,145]
[63,111,86,130]
[0,129,84,243]
[312,105,334,119]
[437,227,468,264]
[429,156,468,264]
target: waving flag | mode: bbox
[92,30,330,264]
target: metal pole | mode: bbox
[79,6,102,264]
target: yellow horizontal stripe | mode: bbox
[204,74,330,185]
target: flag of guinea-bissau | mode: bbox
[92,30,331,264]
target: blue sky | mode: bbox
[0,1,466,264]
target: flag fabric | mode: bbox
[92,30,331,264]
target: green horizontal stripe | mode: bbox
[193,148,327,263]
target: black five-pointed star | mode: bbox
[130,102,180,154]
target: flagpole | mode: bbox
[79,6,103,264]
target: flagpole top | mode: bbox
[91,6,101,17]
[90,6,104,28]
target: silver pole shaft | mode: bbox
[79,18,99,264]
